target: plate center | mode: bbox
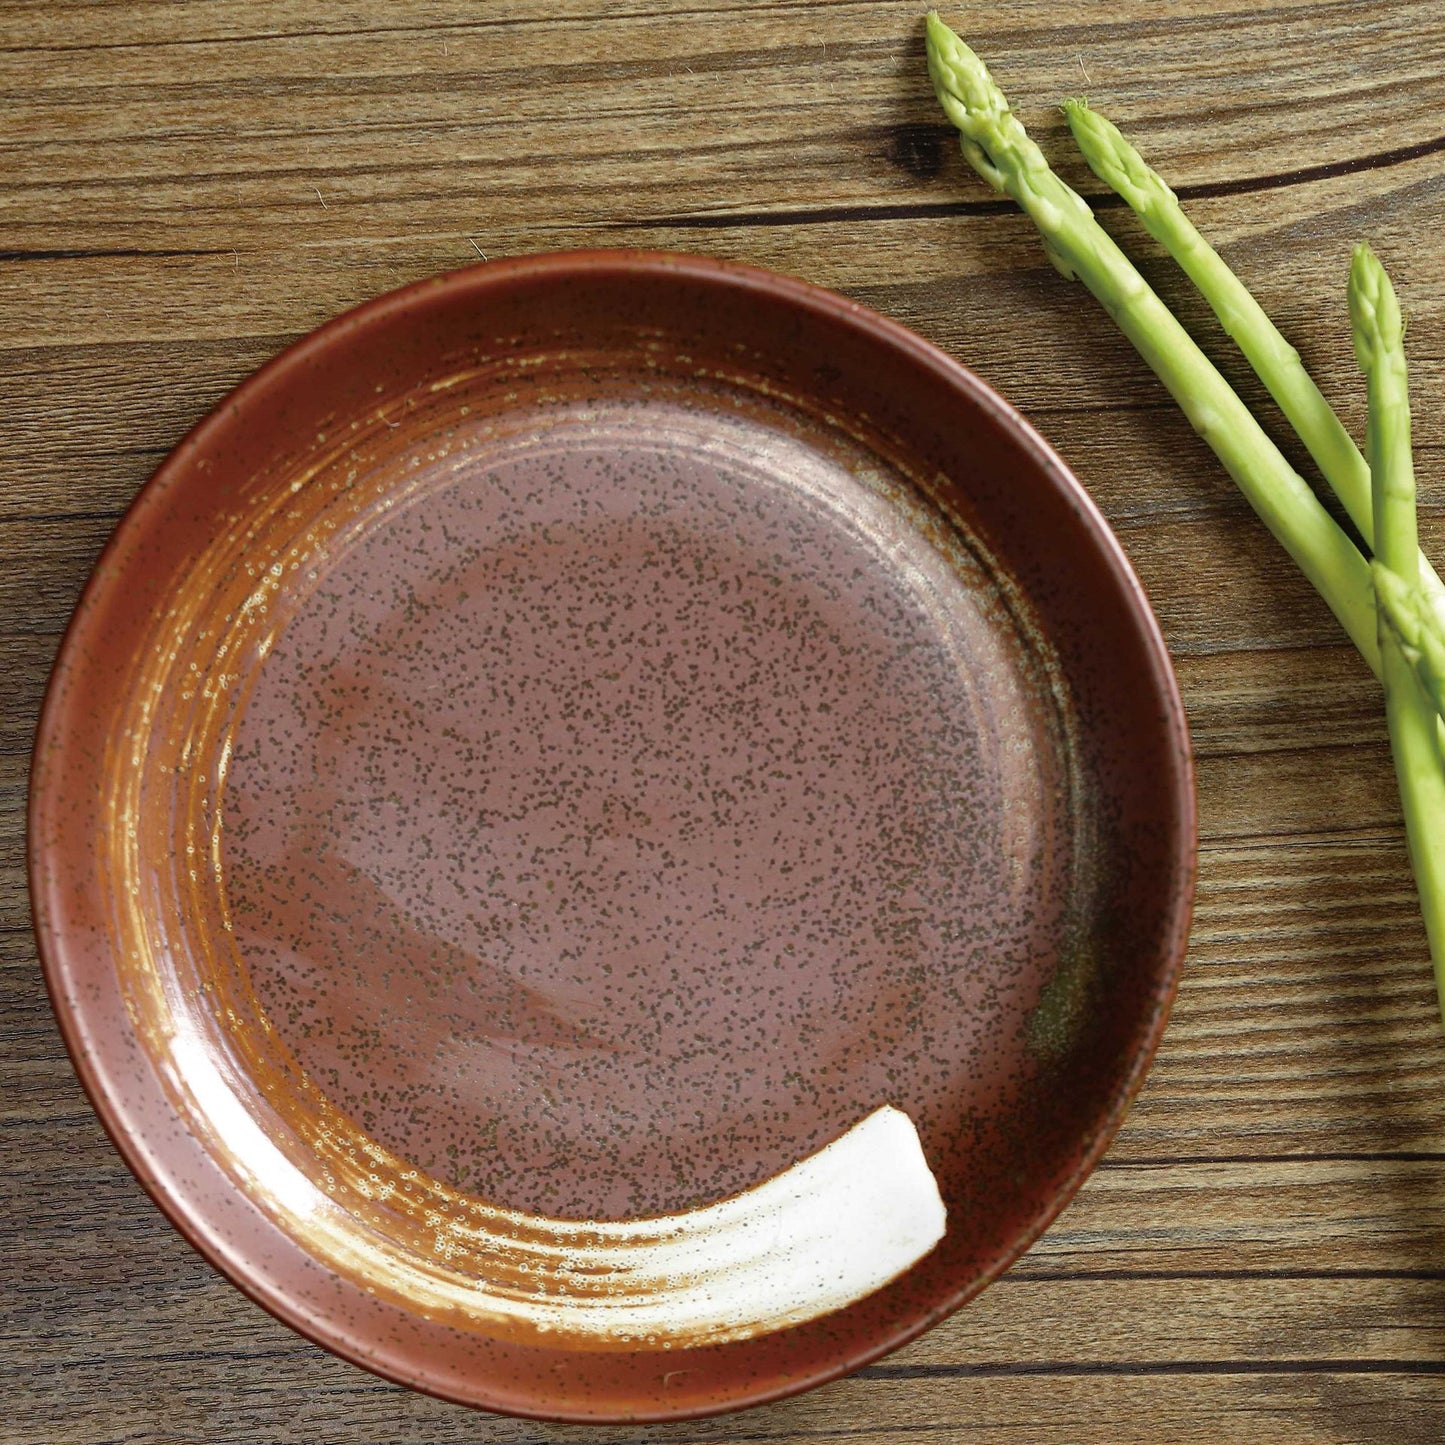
[223,397,1075,1218]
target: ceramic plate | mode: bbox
[29,251,1194,1421]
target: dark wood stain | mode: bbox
[880,123,950,181]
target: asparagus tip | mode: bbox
[923,10,964,71]
[1349,242,1404,371]
[1064,98,1172,213]
[922,11,1014,195]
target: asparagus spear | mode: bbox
[1064,99,1445,718]
[922,12,1381,675]
[1063,103,1369,525]
[1350,243,1445,1018]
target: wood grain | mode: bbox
[4,1,1445,1440]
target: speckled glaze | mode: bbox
[29,251,1195,1420]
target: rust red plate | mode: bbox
[29,251,1195,1421]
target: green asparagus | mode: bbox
[923,11,1380,675]
[1065,98,1445,721]
[1351,243,1445,1014]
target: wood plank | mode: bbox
[0,632,61,756]
[1,2,1440,236]
[1034,1155,1445,1276]
[3,145,1444,356]
[0,337,288,519]
[894,1274,1445,1364]
[9,1332,1445,1443]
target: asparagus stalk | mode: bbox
[1350,243,1445,1019]
[1063,104,1369,522]
[1064,99,1445,717]
[923,12,1381,675]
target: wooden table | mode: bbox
[5,2,1445,1440]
